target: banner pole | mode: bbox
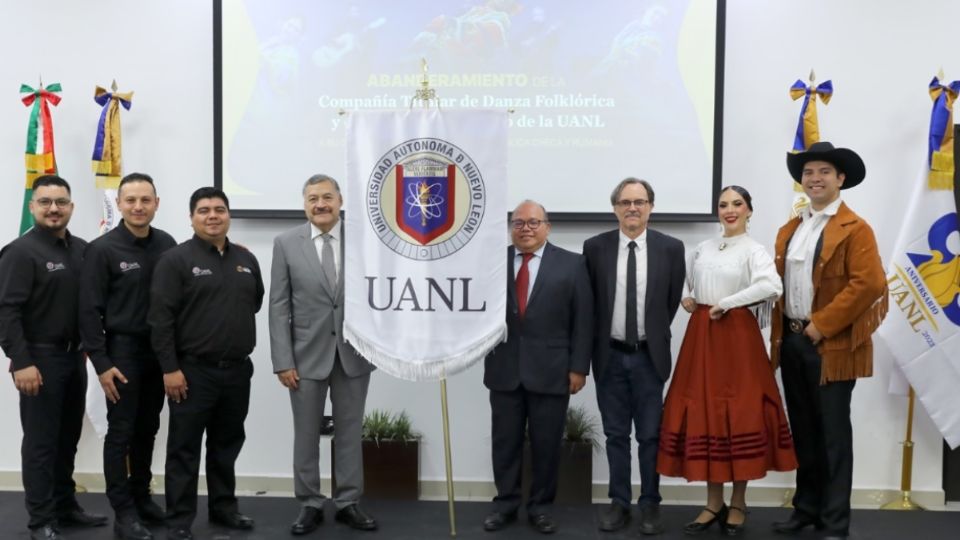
[440,377,457,535]
[881,386,923,510]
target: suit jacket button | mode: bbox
[331,331,337,336]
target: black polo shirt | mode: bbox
[79,221,177,374]
[148,235,264,373]
[0,227,87,371]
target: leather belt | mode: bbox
[179,354,247,368]
[609,338,647,353]
[29,340,81,352]
[787,318,810,334]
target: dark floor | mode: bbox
[0,492,956,539]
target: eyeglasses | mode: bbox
[511,219,547,230]
[34,198,72,208]
[615,199,649,209]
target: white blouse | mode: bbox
[685,233,782,311]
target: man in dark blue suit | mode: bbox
[583,178,684,535]
[483,200,593,535]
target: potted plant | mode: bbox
[333,409,421,500]
[522,404,600,505]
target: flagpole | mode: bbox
[881,386,924,510]
[410,58,457,536]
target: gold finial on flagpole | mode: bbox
[808,69,815,84]
[39,74,43,88]
[111,79,119,92]
[411,57,438,109]
[938,67,945,80]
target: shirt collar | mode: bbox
[116,220,153,246]
[619,228,647,249]
[515,242,547,260]
[311,222,340,242]
[31,226,73,247]
[192,234,230,253]
[802,197,842,222]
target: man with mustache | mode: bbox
[0,175,106,540]
[79,173,177,540]
[582,178,685,535]
[148,187,264,540]
[268,174,378,535]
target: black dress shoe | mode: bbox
[114,518,153,540]
[135,498,167,524]
[335,505,378,531]
[772,513,823,534]
[721,505,747,536]
[527,513,556,534]
[291,506,324,535]
[29,525,62,540]
[209,509,255,530]
[483,511,517,531]
[598,502,631,531]
[58,507,109,527]
[639,504,665,535]
[683,504,727,535]
[167,527,194,540]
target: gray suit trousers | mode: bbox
[290,359,370,509]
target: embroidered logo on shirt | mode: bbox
[119,261,141,272]
[236,265,252,274]
[45,262,66,272]
[191,266,213,276]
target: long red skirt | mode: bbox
[657,305,797,482]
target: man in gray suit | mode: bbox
[483,200,593,535]
[583,178,684,535]
[269,174,378,535]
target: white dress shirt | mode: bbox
[513,243,545,301]
[311,222,340,280]
[685,233,782,310]
[784,198,842,319]
[611,229,647,341]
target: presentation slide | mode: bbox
[218,0,722,217]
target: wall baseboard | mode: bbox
[0,472,946,509]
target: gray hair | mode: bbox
[511,199,550,222]
[610,177,655,206]
[302,174,341,195]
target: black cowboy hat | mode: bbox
[786,141,865,189]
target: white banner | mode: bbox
[878,163,960,448]
[344,109,508,381]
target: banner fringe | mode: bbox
[343,322,507,382]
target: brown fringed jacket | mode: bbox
[770,202,888,383]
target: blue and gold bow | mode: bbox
[927,77,960,190]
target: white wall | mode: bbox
[0,0,955,499]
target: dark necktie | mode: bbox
[321,233,337,288]
[626,241,638,345]
[516,253,534,317]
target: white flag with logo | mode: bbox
[878,163,960,448]
[344,109,508,381]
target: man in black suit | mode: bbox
[483,200,593,535]
[583,178,684,535]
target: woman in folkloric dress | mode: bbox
[657,186,797,536]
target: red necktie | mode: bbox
[516,253,534,317]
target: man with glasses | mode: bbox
[583,178,684,535]
[482,200,592,535]
[0,175,107,540]
[79,173,177,540]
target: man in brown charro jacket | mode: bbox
[769,142,887,540]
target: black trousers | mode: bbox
[490,387,569,515]
[19,348,86,529]
[103,354,165,517]
[779,331,856,536]
[164,358,252,529]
